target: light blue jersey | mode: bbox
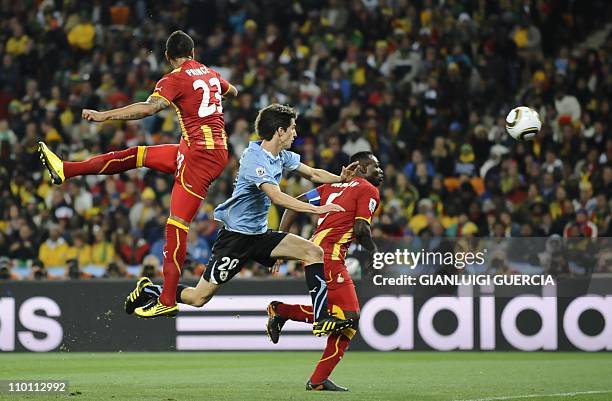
[214,141,301,234]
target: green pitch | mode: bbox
[1,352,612,401]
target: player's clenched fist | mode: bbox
[82,109,107,122]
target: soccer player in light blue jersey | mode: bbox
[134,104,356,336]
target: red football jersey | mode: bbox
[151,60,230,150]
[306,177,380,263]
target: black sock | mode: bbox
[304,263,329,321]
[176,284,188,304]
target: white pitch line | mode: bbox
[453,390,612,401]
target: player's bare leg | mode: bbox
[129,276,220,314]
[176,276,221,307]
[38,142,178,184]
[270,234,352,336]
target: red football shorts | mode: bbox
[324,259,360,312]
[169,140,228,222]
[175,140,228,200]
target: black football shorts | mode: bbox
[203,228,287,284]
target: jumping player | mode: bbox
[135,104,357,336]
[267,151,383,391]
[38,30,238,317]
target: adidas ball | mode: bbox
[505,106,541,141]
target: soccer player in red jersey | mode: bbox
[267,151,383,391]
[38,30,237,317]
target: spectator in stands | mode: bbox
[128,187,158,233]
[431,137,454,177]
[116,232,149,267]
[67,231,93,269]
[67,13,95,52]
[0,256,18,280]
[5,23,30,57]
[103,262,126,279]
[140,255,161,280]
[342,120,371,155]
[66,258,90,279]
[91,228,115,269]
[186,230,212,266]
[455,144,477,177]
[573,181,597,213]
[564,209,598,238]
[30,259,48,280]
[38,224,71,270]
[10,224,38,261]
[404,149,434,182]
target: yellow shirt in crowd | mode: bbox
[68,23,95,50]
[66,245,94,267]
[6,35,29,56]
[91,241,115,266]
[38,239,71,268]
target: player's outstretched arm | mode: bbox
[224,83,238,97]
[261,184,343,214]
[278,193,308,232]
[82,95,170,122]
[271,193,308,273]
[295,162,359,184]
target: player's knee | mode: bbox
[303,244,324,264]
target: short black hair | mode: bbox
[350,151,375,164]
[255,104,297,140]
[166,30,194,60]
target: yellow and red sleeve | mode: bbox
[151,75,180,104]
[354,185,380,224]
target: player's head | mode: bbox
[165,30,195,62]
[255,104,297,149]
[350,151,383,186]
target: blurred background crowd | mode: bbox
[0,0,611,280]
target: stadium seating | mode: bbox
[0,1,610,279]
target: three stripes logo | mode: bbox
[176,296,327,350]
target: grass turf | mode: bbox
[1,352,611,401]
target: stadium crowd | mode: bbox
[0,0,611,280]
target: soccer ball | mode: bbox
[505,106,541,141]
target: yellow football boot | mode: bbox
[38,142,65,184]
[134,299,178,319]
